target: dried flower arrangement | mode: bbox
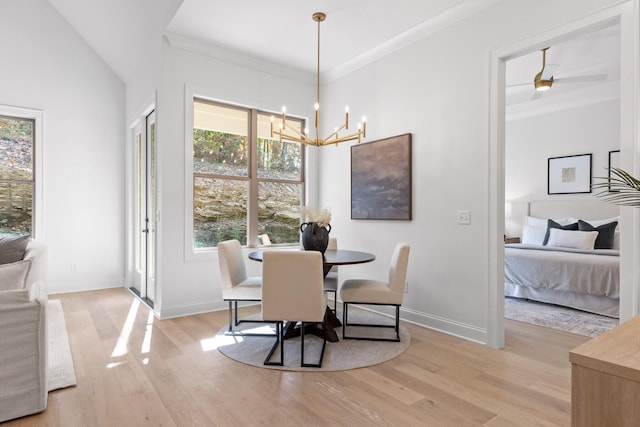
[300,206,332,227]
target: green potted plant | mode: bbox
[593,168,640,206]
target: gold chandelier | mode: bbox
[270,12,367,147]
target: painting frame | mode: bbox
[547,153,592,195]
[351,133,412,220]
[608,150,621,192]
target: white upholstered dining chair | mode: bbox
[217,239,263,333]
[339,242,411,342]
[262,250,327,367]
[324,237,338,313]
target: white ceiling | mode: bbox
[47,0,500,82]
[165,0,487,75]
[46,0,620,114]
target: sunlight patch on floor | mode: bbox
[202,334,245,351]
[111,298,141,357]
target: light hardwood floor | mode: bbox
[6,288,588,426]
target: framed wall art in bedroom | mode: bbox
[548,153,592,195]
[351,133,412,220]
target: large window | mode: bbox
[193,99,304,248]
[0,115,35,236]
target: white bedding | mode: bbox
[504,243,620,317]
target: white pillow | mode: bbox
[546,228,599,250]
[521,224,547,245]
[525,216,571,228]
[0,259,32,291]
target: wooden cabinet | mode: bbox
[569,315,640,426]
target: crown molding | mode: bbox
[163,32,315,85]
[323,0,502,82]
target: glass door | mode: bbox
[132,110,156,306]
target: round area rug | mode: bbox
[215,310,410,371]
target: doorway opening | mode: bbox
[488,5,636,348]
[503,23,621,336]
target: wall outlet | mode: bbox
[404,281,409,293]
[70,264,78,272]
[457,210,471,225]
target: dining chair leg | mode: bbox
[225,299,273,336]
[342,302,401,342]
[342,302,348,339]
[264,321,284,366]
[300,321,327,368]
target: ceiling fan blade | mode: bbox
[540,64,559,80]
[506,82,532,89]
[554,74,607,84]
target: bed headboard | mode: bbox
[529,200,619,220]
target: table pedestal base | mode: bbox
[282,307,342,342]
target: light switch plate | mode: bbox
[457,210,470,225]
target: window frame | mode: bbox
[186,91,306,259]
[0,105,43,238]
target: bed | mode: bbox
[504,200,620,318]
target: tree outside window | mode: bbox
[193,99,304,248]
[0,115,34,236]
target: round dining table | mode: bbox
[248,248,375,342]
[248,248,375,276]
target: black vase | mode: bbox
[300,222,331,253]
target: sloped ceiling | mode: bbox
[47,0,183,83]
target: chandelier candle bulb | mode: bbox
[345,106,349,128]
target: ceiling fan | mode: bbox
[509,47,607,100]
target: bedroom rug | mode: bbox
[48,299,77,391]
[215,310,410,371]
[504,297,619,338]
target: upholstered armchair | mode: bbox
[217,239,263,332]
[340,242,410,342]
[262,250,327,367]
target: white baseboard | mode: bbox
[48,280,124,295]
[400,307,488,345]
[342,302,488,345]
[158,299,260,320]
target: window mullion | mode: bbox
[247,109,259,247]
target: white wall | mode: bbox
[151,39,316,317]
[317,0,622,342]
[0,0,126,294]
[505,99,620,237]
